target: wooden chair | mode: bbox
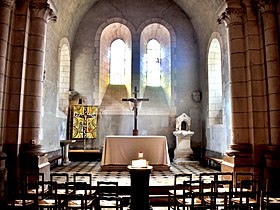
[65,181,95,210]
[232,179,261,210]
[176,180,205,210]
[262,179,280,210]
[168,173,192,210]
[35,181,64,210]
[190,191,217,210]
[205,180,233,210]
[50,172,69,183]
[50,172,70,196]
[234,172,253,192]
[199,173,217,186]
[73,173,96,196]
[6,172,44,209]
[24,172,46,198]
[96,181,122,210]
[216,172,233,182]
[6,183,35,209]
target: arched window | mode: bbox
[110,39,126,85]
[208,38,222,125]
[146,39,161,86]
[58,38,70,115]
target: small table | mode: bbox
[127,165,153,210]
[60,140,76,165]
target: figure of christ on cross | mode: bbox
[122,86,149,136]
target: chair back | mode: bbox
[73,173,92,185]
[97,181,118,198]
[234,172,253,191]
[50,172,69,183]
[97,181,122,209]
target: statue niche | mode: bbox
[173,113,195,164]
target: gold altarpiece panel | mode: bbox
[70,105,98,150]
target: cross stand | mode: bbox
[122,87,149,136]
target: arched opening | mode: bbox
[99,22,132,102]
[140,23,172,111]
[146,39,161,86]
[110,39,126,85]
[208,38,222,125]
[58,38,71,115]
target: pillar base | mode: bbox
[221,154,256,184]
[264,145,280,180]
[0,152,7,209]
[225,143,252,156]
[223,143,255,175]
[19,144,50,181]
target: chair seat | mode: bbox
[8,199,34,206]
[56,188,73,195]
[263,197,280,204]
[38,198,61,206]
[205,197,226,205]
[27,187,48,194]
[67,199,93,208]
[169,189,190,195]
[232,197,257,204]
[177,197,202,205]
[99,199,120,206]
[75,189,96,195]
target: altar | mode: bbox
[101,135,170,171]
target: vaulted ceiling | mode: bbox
[50,0,224,46]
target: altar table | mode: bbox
[101,135,170,171]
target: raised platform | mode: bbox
[69,149,102,161]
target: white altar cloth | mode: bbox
[101,135,170,171]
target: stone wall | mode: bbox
[42,0,231,159]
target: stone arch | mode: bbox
[94,18,135,104]
[139,19,176,108]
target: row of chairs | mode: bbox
[6,172,123,210]
[168,172,280,210]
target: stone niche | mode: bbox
[173,113,197,164]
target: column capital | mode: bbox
[218,7,244,26]
[257,0,276,14]
[30,0,57,22]
[0,0,15,8]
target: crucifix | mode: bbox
[122,86,149,136]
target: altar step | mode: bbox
[69,149,102,161]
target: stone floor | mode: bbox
[51,161,218,186]
[50,161,219,209]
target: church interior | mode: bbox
[0,0,280,209]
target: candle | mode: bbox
[138,152,143,159]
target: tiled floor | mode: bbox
[51,161,218,186]
[51,161,219,210]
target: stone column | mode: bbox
[0,0,15,137]
[21,0,56,144]
[218,0,253,173]
[0,0,15,139]
[19,0,56,182]
[257,0,280,177]
[0,0,14,205]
